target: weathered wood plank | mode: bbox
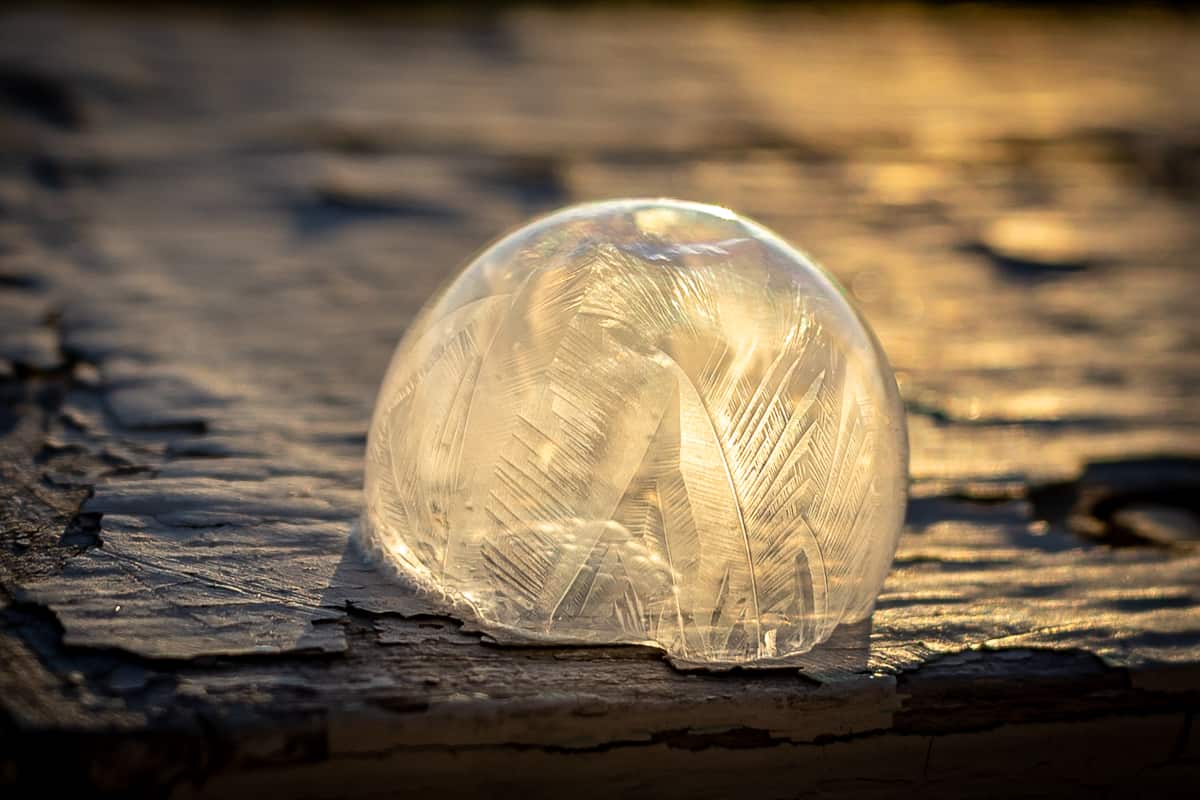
[1,5,1198,797]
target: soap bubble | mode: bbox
[360,199,907,664]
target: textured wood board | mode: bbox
[1,5,1198,797]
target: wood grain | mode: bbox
[1,5,1198,797]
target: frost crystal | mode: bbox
[360,199,908,665]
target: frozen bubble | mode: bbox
[360,199,907,665]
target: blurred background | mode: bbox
[2,0,1198,499]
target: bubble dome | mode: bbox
[360,199,908,665]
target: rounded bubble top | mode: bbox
[361,199,908,665]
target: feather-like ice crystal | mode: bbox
[360,199,907,665]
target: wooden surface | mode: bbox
[2,5,1199,797]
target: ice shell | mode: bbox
[360,199,908,665]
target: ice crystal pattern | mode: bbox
[361,199,908,665]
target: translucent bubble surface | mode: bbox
[360,199,908,665]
